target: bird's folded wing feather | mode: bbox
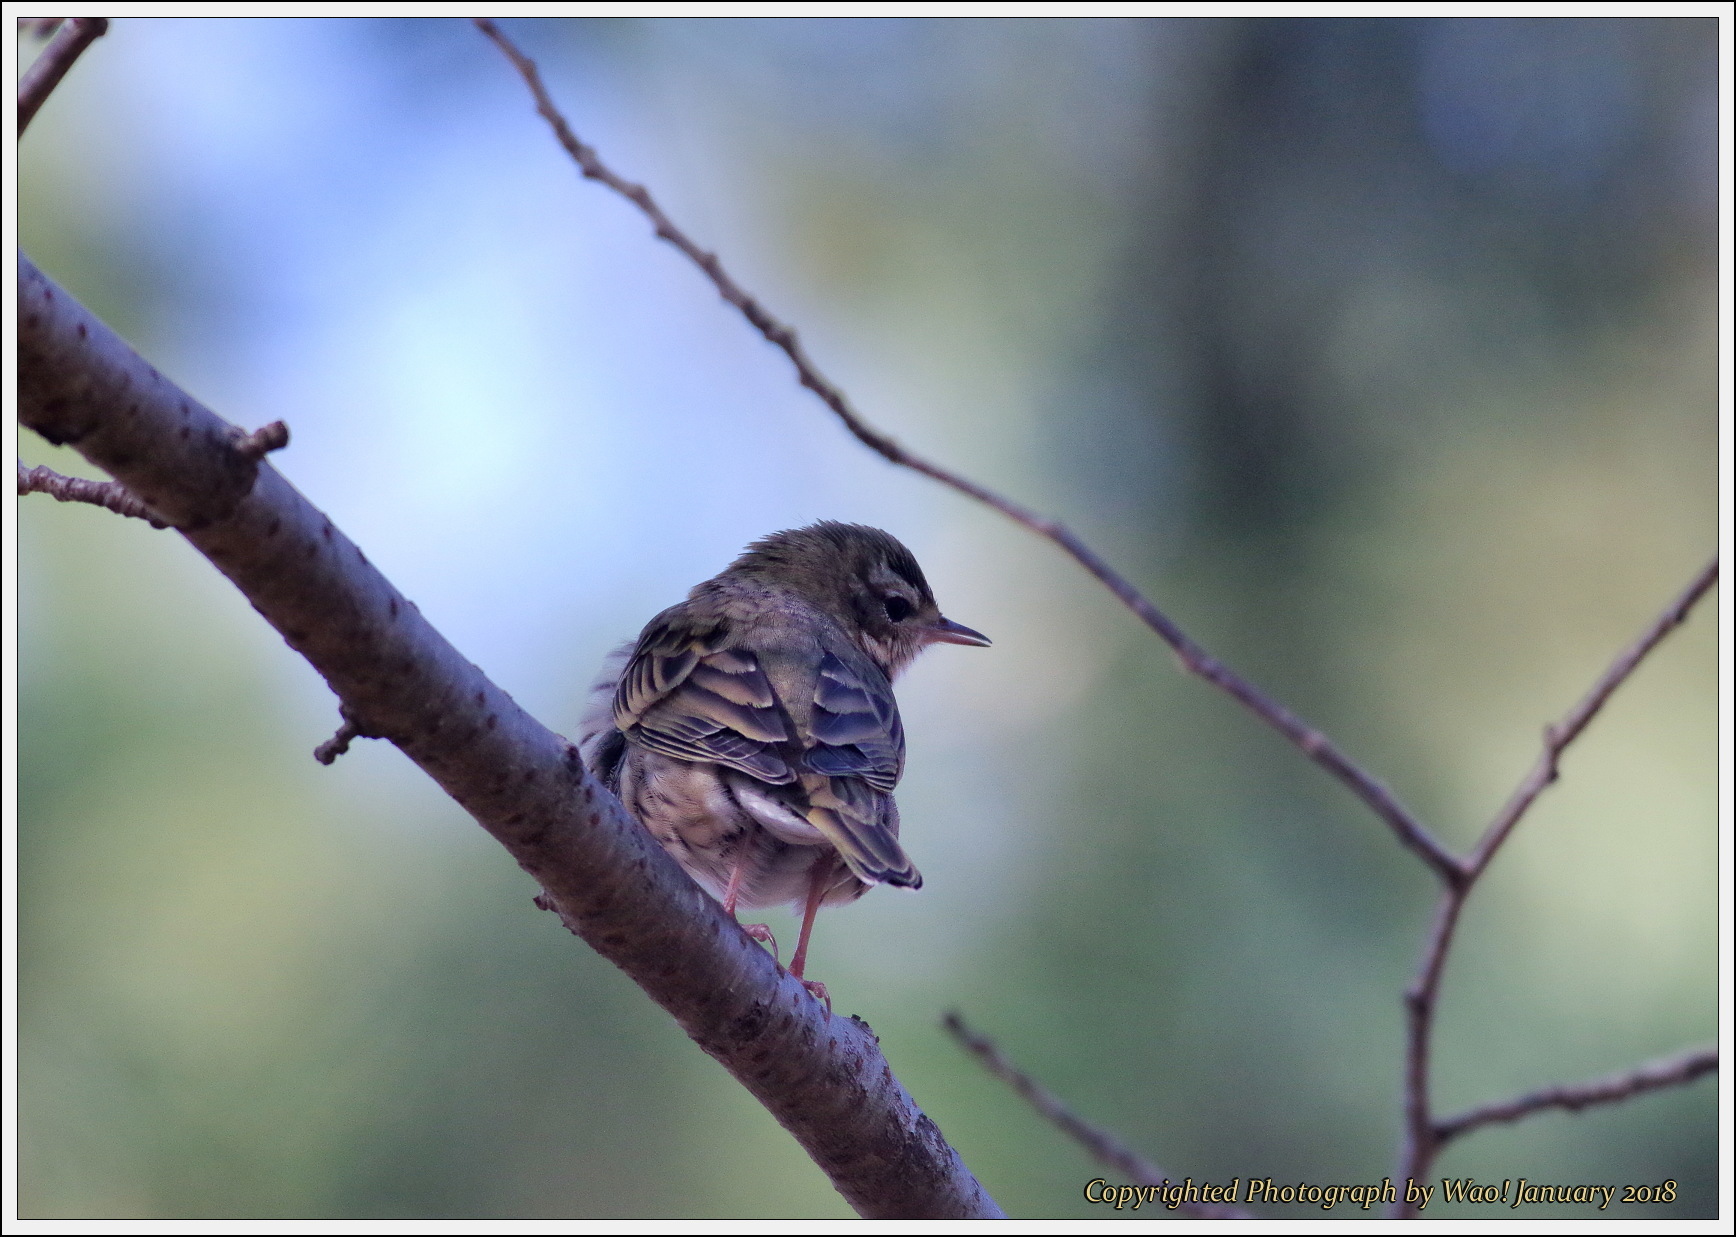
[801,772,920,889]
[800,646,919,888]
[807,649,904,792]
[614,616,794,784]
[615,614,920,888]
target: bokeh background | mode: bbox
[17,16,1719,1220]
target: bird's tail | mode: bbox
[800,773,922,890]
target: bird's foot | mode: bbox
[741,922,779,964]
[800,978,832,1018]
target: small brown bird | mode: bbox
[579,522,989,1001]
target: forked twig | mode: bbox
[472,16,1460,887]
[942,1013,1251,1218]
[18,16,107,137]
[1434,1047,1717,1147]
[1395,559,1718,1215]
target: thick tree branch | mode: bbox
[18,460,169,528]
[943,1013,1252,1218]
[18,16,107,136]
[1433,1047,1717,1147]
[1393,560,1717,1215]
[473,16,1459,888]
[17,253,1002,1221]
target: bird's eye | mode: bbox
[883,595,914,623]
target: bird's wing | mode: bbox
[616,611,920,889]
[805,647,904,792]
[614,612,794,784]
[801,771,920,889]
[799,644,919,888]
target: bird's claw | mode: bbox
[801,978,832,1018]
[742,922,779,963]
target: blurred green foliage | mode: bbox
[18,17,1716,1219]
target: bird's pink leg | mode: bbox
[789,855,834,1014]
[722,844,777,962]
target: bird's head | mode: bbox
[724,521,990,677]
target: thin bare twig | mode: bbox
[1435,1047,1717,1147]
[473,17,1459,887]
[942,1013,1167,1186]
[1394,559,1718,1215]
[18,461,169,528]
[1465,558,1720,881]
[942,1012,1253,1219]
[1397,887,1465,1212]
[18,16,107,137]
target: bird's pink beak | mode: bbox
[927,616,991,647]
